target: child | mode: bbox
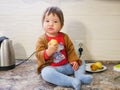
[35,6,93,90]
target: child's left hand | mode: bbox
[70,61,79,71]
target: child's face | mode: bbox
[43,13,62,37]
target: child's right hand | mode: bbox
[46,40,58,57]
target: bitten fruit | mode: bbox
[50,39,58,45]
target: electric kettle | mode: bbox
[0,39,15,70]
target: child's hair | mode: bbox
[42,6,64,28]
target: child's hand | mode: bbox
[70,61,79,71]
[46,40,58,56]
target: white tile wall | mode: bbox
[0,0,120,61]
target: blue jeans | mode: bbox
[41,60,93,90]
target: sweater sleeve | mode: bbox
[64,33,82,65]
[36,36,46,63]
[35,35,50,73]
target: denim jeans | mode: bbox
[41,60,93,90]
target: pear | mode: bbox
[95,62,103,69]
[90,64,98,71]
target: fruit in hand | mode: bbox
[50,39,58,45]
[95,62,103,69]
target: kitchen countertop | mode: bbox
[0,60,120,90]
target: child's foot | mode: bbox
[72,78,81,90]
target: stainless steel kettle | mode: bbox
[0,39,15,70]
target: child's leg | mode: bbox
[74,59,93,84]
[41,66,81,90]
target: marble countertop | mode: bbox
[0,60,120,90]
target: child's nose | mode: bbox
[49,21,53,26]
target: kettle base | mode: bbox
[0,64,15,70]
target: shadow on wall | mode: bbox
[13,43,27,59]
[66,20,93,60]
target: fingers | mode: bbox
[47,41,58,54]
[71,62,79,71]
[73,64,78,71]
[51,43,58,50]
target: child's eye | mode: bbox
[45,20,49,22]
[54,21,58,23]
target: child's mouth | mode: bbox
[48,28,54,30]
